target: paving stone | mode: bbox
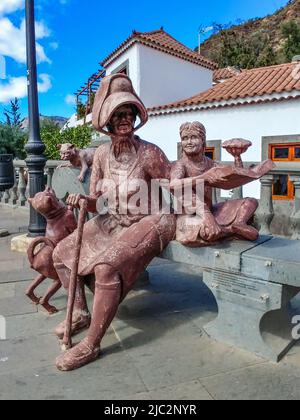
[0,332,146,400]
[121,391,154,400]
[112,312,264,391]
[2,205,300,400]
[0,269,36,284]
[201,361,300,400]
[5,312,66,340]
[149,380,213,400]
[0,283,16,299]
[0,295,38,317]
[0,334,59,376]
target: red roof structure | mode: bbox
[213,67,242,83]
[149,62,300,113]
[101,29,217,71]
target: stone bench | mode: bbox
[52,167,300,362]
[161,236,300,362]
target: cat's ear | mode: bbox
[57,144,62,150]
[28,197,33,204]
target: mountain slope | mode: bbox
[21,115,68,130]
[200,0,300,68]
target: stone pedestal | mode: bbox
[160,237,300,362]
[11,234,34,253]
[255,175,274,235]
[203,270,298,362]
[290,176,300,240]
[0,229,9,238]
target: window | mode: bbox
[205,147,216,160]
[270,143,300,200]
[111,60,129,77]
[118,67,128,75]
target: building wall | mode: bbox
[137,44,213,108]
[139,99,300,198]
[105,43,213,109]
[105,44,140,93]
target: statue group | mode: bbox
[27,74,274,371]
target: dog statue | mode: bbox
[26,187,77,314]
[57,143,95,183]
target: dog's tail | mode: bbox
[27,237,56,267]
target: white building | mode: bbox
[68,29,300,197]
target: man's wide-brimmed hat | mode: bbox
[92,74,148,134]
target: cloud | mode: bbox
[38,73,52,93]
[50,42,59,50]
[65,94,76,106]
[35,21,51,39]
[0,0,24,15]
[0,73,52,103]
[0,17,51,64]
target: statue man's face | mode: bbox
[110,105,136,136]
[181,128,205,157]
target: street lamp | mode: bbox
[25,0,46,237]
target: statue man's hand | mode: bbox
[66,194,86,209]
[199,212,222,242]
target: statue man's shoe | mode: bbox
[54,313,91,340]
[56,338,100,371]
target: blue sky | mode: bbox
[0,0,289,120]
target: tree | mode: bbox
[211,29,278,69]
[0,98,26,158]
[282,20,300,62]
[3,98,22,127]
[0,125,27,159]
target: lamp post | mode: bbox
[25,0,46,237]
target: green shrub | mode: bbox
[0,125,27,159]
[40,120,92,160]
[282,20,300,62]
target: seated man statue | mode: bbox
[53,74,176,371]
[170,121,274,247]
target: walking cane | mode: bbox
[62,198,88,351]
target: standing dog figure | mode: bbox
[26,187,77,314]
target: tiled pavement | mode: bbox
[1,205,300,400]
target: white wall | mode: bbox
[105,43,213,109]
[105,44,140,93]
[138,44,213,108]
[139,99,300,198]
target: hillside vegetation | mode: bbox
[199,0,300,68]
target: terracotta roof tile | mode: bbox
[213,67,241,82]
[149,62,300,112]
[101,29,217,70]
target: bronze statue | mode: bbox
[170,122,274,246]
[58,144,96,182]
[52,74,176,371]
[26,187,77,314]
